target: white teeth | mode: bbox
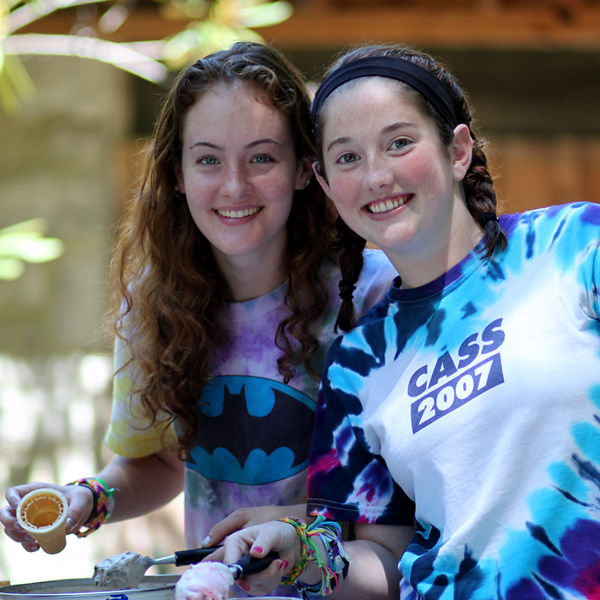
[217,207,261,218]
[368,197,406,214]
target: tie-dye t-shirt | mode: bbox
[307,203,600,600]
[105,250,395,551]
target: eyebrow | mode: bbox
[325,121,416,154]
[189,138,284,151]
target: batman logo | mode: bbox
[186,375,315,485]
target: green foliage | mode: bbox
[0,218,64,280]
[0,0,293,111]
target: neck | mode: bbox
[389,204,485,290]
[214,251,288,303]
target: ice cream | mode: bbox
[16,488,68,555]
[93,551,150,589]
[175,562,234,600]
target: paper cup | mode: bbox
[17,488,68,555]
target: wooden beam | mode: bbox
[254,6,600,49]
[14,5,600,49]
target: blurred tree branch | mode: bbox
[0,218,64,280]
[0,0,293,112]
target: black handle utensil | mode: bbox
[227,551,280,579]
[152,546,223,567]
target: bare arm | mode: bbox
[203,504,314,547]
[330,522,415,600]
[96,450,184,522]
[221,520,415,599]
[0,449,184,552]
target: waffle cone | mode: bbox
[17,488,68,554]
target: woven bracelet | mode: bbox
[278,518,312,585]
[278,516,350,598]
[67,478,116,538]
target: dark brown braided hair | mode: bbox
[313,44,507,332]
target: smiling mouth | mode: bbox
[216,207,262,219]
[366,196,410,214]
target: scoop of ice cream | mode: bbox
[93,551,149,590]
[175,562,234,600]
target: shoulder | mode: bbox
[361,248,397,277]
[503,202,600,233]
[502,202,600,253]
[324,297,394,376]
[355,248,396,294]
[353,249,396,318]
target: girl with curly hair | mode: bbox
[1,42,394,579]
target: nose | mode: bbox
[220,162,252,198]
[363,156,394,192]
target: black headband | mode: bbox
[312,56,458,128]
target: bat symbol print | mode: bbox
[186,375,315,484]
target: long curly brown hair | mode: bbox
[107,42,337,456]
[313,43,508,332]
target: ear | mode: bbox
[451,124,473,182]
[313,161,332,198]
[294,157,314,191]
[175,164,186,194]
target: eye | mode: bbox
[251,154,274,164]
[198,155,220,166]
[389,138,411,151]
[337,152,360,165]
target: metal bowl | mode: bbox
[0,577,293,600]
[0,575,178,600]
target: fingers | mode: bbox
[221,521,299,593]
[235,559,289,596]
[202,508,252,547]
[0,503,40,551]
[201,545,225,563]
[1,484,53,552]
[0,482,94,549]
[61,485,94,535]
[204,505,302,548]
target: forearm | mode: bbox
[329,538,401,600]
[297,522,410,600]
[96,450,184,522]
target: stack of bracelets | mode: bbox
[278,515,351,599]
[66,478,116,537]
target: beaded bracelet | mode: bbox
[67,478,116,538]
[279,516,350,598]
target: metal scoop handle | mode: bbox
[229,551,280,580]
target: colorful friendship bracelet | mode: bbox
[67,478,116,538]
[279,518,312,585]
[278,516,350,598]
[306,518,350,595]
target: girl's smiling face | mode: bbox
[179,81,310,280]
[315,77,476,287]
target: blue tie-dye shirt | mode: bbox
[307,202,600,600]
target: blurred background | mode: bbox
[1,0,600,586]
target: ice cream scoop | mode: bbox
[16,488,68,555]
[93,547,223,590]
[94,548,278,592]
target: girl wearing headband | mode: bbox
[0,42,396,594]
[218,44,600,599]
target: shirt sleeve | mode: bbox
[353,249,396,319]
[105,335,177,458]
[307,338,415,525]
[580,204,600,321]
